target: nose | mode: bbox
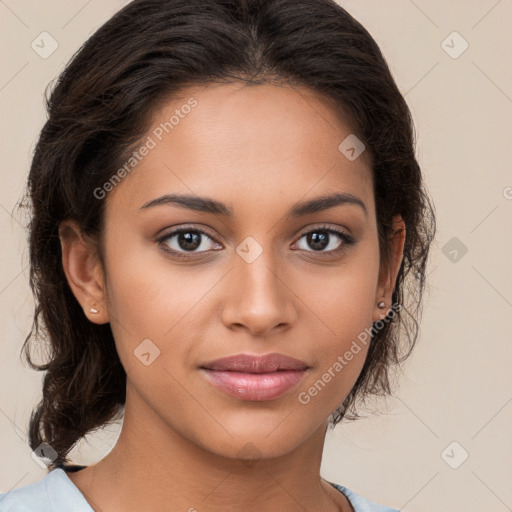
[220,245,298,337]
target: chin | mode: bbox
[186,413,323,462]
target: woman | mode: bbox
[0,0,435,510]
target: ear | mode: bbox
[373,214,406,322]
[59,219,110,324]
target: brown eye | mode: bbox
[158,227,222,257]
[294,225,356,255]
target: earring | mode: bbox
[377,301,386,309]
[89,305,99,314]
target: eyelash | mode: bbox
[156,224,356,260]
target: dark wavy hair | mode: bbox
[18,0,436,470]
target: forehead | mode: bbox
[105,82,374,217]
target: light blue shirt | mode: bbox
[0,468,400,511]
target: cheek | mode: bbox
[295,244,380,339]
[294,275,375,418]
[102,231,224,376]
[102,233,174,363]
[293,242,380,397]
[104,230,194,332]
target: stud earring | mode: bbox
[377,301,386,309]
[89,305,99,314]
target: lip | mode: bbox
[200,353,310,401]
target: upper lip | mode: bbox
[200,353,310,373]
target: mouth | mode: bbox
[199,353,311,401]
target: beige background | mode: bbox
[1,1,511,511]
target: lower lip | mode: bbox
[201,369,308,401]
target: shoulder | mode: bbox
[0,471,54,512]
[0,468,92,512]
[328,481,401,512]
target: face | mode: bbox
[67,82,402,461]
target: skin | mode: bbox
[59,82,405,512]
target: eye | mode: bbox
[293,224,356,255]
[157,226,222,258]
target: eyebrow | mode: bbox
[138,192,367,218]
